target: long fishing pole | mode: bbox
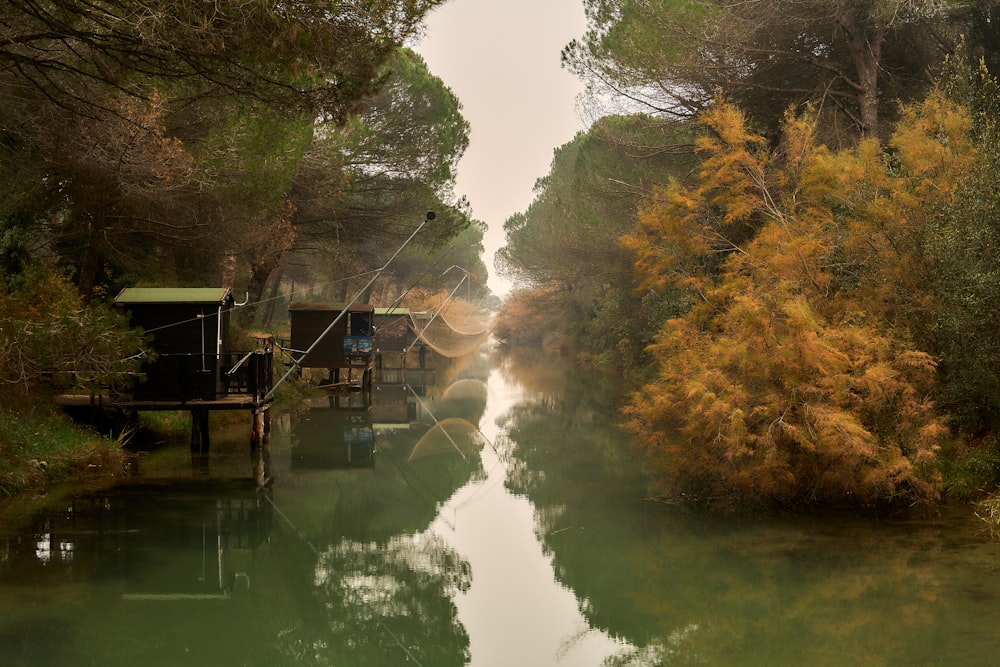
[263,211,436,403]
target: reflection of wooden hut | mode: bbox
[288,302,374,388]
[291,397,375,469]
[115,287,235,401]
[373,307,412,383]
[373,383,414,425]
[2,480,272,596]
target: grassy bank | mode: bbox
[0,403,128,498]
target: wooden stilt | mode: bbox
[190,408,210,471]
[250,408,271,486]
[190,409,210,454]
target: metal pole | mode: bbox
[263,212,435,402]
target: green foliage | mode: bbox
[940,438,1000,502]
[0,263,147,394]
[566,0,996,143]
[926,55,1000,438]
[315,49,472,246]
[497,114,696,369]
[280,48,477,307]
[0,4,462,304]
[0,0,443,121]
[0,404,124,497]
[499,114,695,288]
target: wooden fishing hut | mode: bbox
[115,287,236,401]
[288,302,375,390]
[58,287,275,479]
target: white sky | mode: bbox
[414,0,588,297]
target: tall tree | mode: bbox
[496,114,694,368]
[34,90,199,298]
[564,0,995,143]
[1,0,440,121]
[498,114,694,289]
[287,49,474,299]
[0,3,448,299]
[623,93,974,509]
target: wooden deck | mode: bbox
[55,393,268,412]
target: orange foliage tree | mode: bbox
[623,94,974,510]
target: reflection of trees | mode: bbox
[493,346,568,404]
[0,355,492,666]
[494,346,625,410]
[259,356,488,664]
[273,533,471,666]
[500,348,959,666]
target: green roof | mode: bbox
[115,287,232,305]
[288,301,374,312]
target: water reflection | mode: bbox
[494,349,1000,667]
[0,350,489,667]
[290,393,376,470]
[4,346,1000,666]
[1,479,270,599]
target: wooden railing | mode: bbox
[131,347,274,403]
[223,349,274,402]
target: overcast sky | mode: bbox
[414,0,588,297]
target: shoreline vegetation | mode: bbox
[0,379,320,508]
[4,344,1000,528]
[0,402,128,501]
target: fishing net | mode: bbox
[436,310,493,336]
[441,378,488,403]
[413,304,492,359]
[412,318,492,358]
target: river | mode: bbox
[2,346,1000,666]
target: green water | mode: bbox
[2,348,1000,666]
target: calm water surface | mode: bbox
[3,348,1000,666]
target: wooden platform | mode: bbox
[55,393,269,412]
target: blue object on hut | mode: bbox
[288,302,375,370]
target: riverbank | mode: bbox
[0,379,324,502]
[0,402,127,499]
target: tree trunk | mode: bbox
[77,211,106,302]
[244,260,273,328]
[260,267,284,328]
[840,8,885,139]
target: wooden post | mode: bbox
[250,407,271,486]
[190,409,210,454]
[190,408,210,472]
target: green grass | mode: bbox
[136,410,191,436]
[0,368,321,499]
[0,404,127,498]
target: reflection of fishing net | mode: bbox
[441,379,488,403]
[407,417,482,462]
[413,317,491,358]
